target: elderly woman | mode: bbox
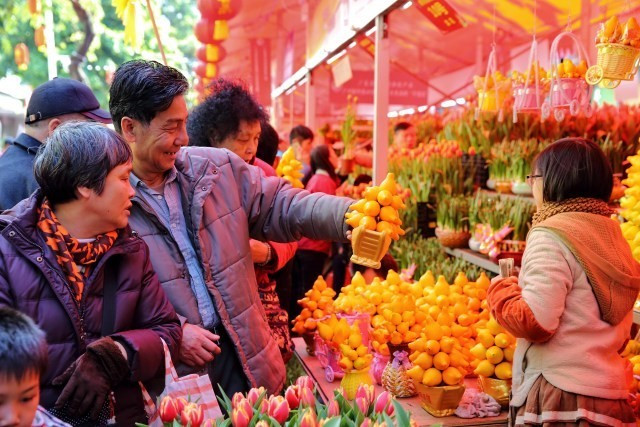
[0,121,181,426]
[487,138,639,426]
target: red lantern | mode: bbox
[14,43,30,70]
[194,18,229,43]
[197,0,241,21]
[34,26,46,50]
[196,44,226,63]
[28,0,41,15]
[194,62,218,79]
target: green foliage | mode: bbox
[0,0,198,107]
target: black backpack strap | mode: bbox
[101,266,117,337]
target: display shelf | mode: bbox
[479,189,535,203]
[443,247,501,275]
[293,338,508,427]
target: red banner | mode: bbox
[415,0,465,33]
[250,38,271,106]
[329,69,428,106]
[356,34,375,58]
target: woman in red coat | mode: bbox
[292,144,340,316]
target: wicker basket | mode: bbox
[477,376,511,408]
[435,228,470,249]
[414,382,466,417]
[596,43,640,81]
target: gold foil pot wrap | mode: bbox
[413,381,466,417]
[477,375,511,407]
[340,368,373,400]
[350,225,392,269]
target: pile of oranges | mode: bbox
[291,276,336,335]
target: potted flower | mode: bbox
[436,196,470,248]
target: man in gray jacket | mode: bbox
[108,60,351,397]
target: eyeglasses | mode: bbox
[526,174,542,186]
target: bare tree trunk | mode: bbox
[68,0,94,82]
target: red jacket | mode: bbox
[298,173,339,254]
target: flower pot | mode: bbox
[414,381,466,417]
[340,369,373,400]
[495,180,512,194]
[477,376,511,408]
[302,332,316,356]
[468,237,482,252]
[350,225,392,269]
[486,178,496,190]
[435,228,470,249]
[511,181,532,196]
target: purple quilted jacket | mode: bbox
[0,191,182,426]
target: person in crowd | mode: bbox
[289,125,314,177]
[187,81,297,363]
[256,120,297,325]
[0,121,181,426]
[110,61,352,398]
[0,306,71,427]
[0,78,111,211]
[393,122,417,150]
[292,144,340,316]
[487,137,639,426]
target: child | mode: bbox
[0,307,70,427]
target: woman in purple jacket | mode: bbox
[0,122,182,426]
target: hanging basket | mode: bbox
[586,43,640,89]
[543,31,594,121]
[512,38,548,122]
[513,84,547,111]
[474,45,510,122]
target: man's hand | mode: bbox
[180,323,221,367]
[250,239,270,264]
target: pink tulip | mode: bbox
[299,385,316,407]
[258,398,269,414]
[247,386,266,406]
[231,406,250,427]
[237,398,253,419]
[355,397,369,414]
[202,420,217,427]
[299,408,318,427]
[231,392,244,409]
[327,399,340,417]
[360,418,373,427]
[180,403,204,427]
[296,376,314,391]
[255,421,269,427]
[268,395,290,424]
[355,384,375,406]
[175,397,189,414]
[158,396,178,423]
[285,385,300,409]
[374,390,391,414]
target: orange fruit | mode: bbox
[363,200,381,217]
[359,216,377,231]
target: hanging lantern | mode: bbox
[196,43,226,62]
[213,20,229,41]
[34,26,46,50]
[27,0,41,15]
[194,61,218,79]
[197,0,241,21]
[14,43,30,70]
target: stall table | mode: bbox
[293,338,508,426]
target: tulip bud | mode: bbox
[268,395,290,424]
[259,398,269,414]
[175,397,189,414]
[231,406,250,427]
[327,399,340,417]
[255,422,269,427]
[374,390,391,414]
[236,398,253,420]
[180,403,204,427]
[296,376,314,391]
[247,386,266,406]
[355,384,375,406]
[360,418,373,427]
[355,397,369,415]
[202,419,217,427]
[158,396,179,423]
[232,392,244,409]
[299,408,318,427]
[285,385,300,409]
[299,385,316,407]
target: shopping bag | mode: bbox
[140,339,222,426]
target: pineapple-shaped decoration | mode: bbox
[381,350,417,398]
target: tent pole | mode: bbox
[305,71,316,132]
[373,14,389,185]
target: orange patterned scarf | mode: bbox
[37,199,118,302]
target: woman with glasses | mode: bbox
[488,137,639,426]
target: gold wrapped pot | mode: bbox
[414,381,466,417]
[477,375,511,408]
[340,368,373,400]
[350,225,391,269]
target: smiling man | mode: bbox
[109,60,352,398]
